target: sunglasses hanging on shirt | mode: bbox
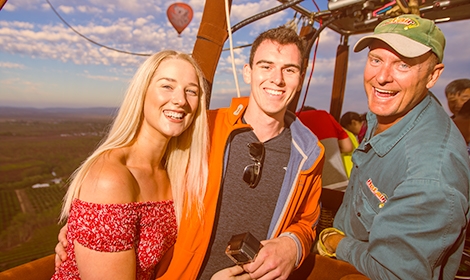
[243,142,265,188]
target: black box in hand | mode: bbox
[225,232,263,265]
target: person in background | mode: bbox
[56,26,324,280]
[453,99,470,154]
[318,14,470,279]
[340,128,358,179]
[339,111,365,178]
[297,106,353,239]
[51,50,209,280]
[445,78,470,118]
[339,112,367,179]
[340,111,367,144]
[298,106,353,190]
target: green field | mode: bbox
[0,111,112,272]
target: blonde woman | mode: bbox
[52,50,209,280]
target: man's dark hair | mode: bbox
[249,26,307,72]
[445,79,470,98]
[340,111,364,128]
[301,105,316,111]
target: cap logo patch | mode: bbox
[353,15,445,63]
[381,17,419,30]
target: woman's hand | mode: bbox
[211,265,251,280]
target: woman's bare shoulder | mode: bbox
[78,149,139,204]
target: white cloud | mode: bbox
[3,0,42,11]
[0,61,26,69]
[58,5,74,14]
[76,5,98,13]
[0,20,34,29]
[81,71,120,82]
[2,1,16,12]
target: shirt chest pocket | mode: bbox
[352,182,384,236]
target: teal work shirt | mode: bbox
[334,94,470,279]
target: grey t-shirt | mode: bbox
[198,128,291,279]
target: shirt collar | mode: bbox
[363,94,433,157]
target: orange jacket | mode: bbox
[157,97,324,279]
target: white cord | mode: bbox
[225,0,241,97]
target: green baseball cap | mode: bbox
[354,14,446,62]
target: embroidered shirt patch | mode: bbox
[366,178,388,208]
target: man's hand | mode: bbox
[211,266,251,280]
[317,228,346,257]
[54,225,69,271]
[324,232,344,254]
[242,236,297,280]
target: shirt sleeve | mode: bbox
[335,179,467,280]
[69,200,139,252]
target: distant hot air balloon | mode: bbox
[167,2,193,36]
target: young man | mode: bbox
[56,26,324,280]
[318,15,470,279]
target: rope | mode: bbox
[225,0,241,97]
[46,0,151,56]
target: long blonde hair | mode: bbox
[60,50,209,225]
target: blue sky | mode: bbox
[1,0,469,116]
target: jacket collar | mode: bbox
[227,96,297,127]
[227,97,250,126]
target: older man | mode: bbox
[319,14,470,279]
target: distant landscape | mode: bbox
[0,107,115,272]
[0,106,118,120]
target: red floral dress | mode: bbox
[51,199,177,280]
